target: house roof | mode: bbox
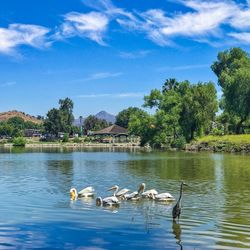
[92,124,128,135]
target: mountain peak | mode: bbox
[95,111,116,124]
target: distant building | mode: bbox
[92,124,128,143]
[24,129,42,137]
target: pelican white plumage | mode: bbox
[140,183,158,198]
[96,196,120,206]
[108,185,130,198]
[124,183,144,201]
[151,192,175,202]
[70,186,95,200]
[95,185,123,206]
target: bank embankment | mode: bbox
[186,135,250,153]
[2,142,141,149]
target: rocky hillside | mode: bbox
[0,110,42,124]
[74,111,116,127]
[95,111,116,124]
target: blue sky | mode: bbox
[0,0,250,118]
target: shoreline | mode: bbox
[1,136,250,154]
[186,138,250,154]
[2,142,142,149]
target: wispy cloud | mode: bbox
[56,11,109,45]
[0,81,16,87]
[1,0,250,57]
[0,24,50,55]
[229,32,250,43]
[157,63,210,72]
[117,1,238,46]
[118,50,151,59]
[76,92,145,98]
[71,72,123,83]
[230,8,250,30]
[91,0,250,46]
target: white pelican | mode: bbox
[140,183,158,198]
[70,187,95,200]
[124,183,144,201]
[96,196,120,206]
[107,185,130,199]
[150,192,175,202]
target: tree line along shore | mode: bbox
[0,47,250,152]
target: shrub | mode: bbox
[83,137,91,143]
[73,137,80,143]
[174,136,186,150]
[62,133,69,142]
[12,137,26,147]
[211,128,224,136]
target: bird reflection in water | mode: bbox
[102,206,119,214]
[172,221,183,250]
[70,196,96,210]
[78,197,95,206]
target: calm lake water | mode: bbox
[0,147,250,250]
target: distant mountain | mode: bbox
[73,111,116,127]
[73,117,84,127]
[95,111,116,124]
[0,110,42,124]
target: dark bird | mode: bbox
[172,181,188,222]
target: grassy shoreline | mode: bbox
[1,134,250,153]
[186,134,250,153]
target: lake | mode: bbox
[0,147,250,249]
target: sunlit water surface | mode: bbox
[0,147,250,249]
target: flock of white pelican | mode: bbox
[70,181,188,221]
[70,182,176,207]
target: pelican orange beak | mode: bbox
[107,186,116,191]
[70,190,77,200]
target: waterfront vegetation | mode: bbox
[0,47,250,151]
[197,134,250,144]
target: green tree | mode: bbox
[162,78,179,92]
[0,122,13,137]
[83,115,108,133]
[44,98,75,135]
[128,110,155,146]
[211,47,250,134]
[144,79,218,143]
[59,98,74,133]
[116,107,145,128]
[144,81,182,142]
[180,81,218,140]
[44,108,61,134]
[7,117,25,130]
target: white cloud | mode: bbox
[1,0,250,56]
[0,24,50,54]
[114,0,250,46]
[119,50,151,59]
[230,9,250,30]
[84,0,134,19]
[58,11,109,45]
[117,1,238,45]
[76,92,144,98]
[71,72,123,83]
[157,63,210,72]
[229,32,250,43]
